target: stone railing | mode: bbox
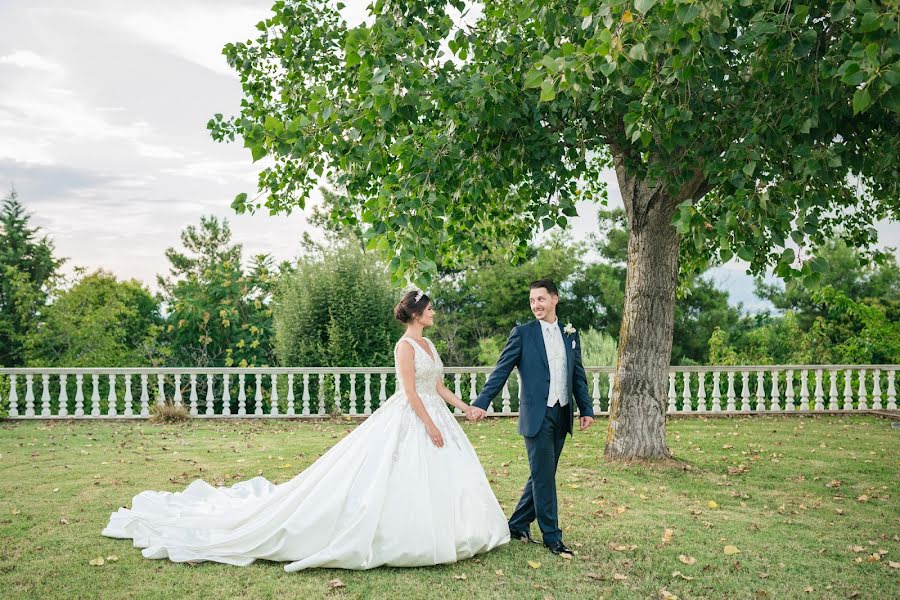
[0,365,896,419]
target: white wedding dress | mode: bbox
[102,337,510,571]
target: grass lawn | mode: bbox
[0,415,897,599]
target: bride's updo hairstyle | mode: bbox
[394,291,430,323]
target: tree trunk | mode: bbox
[604,163,683,460]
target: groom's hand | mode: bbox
[579,416,594,431]
[467,406,486,422]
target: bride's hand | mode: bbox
[426,423,444,448]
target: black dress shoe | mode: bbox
[509,528,540,544]
[544,540,574,556]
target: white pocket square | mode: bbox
[571,340,576,349]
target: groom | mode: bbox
[468,279,594,557]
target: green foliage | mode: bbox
[211,0,898,288]
[157,216,280,368]
[813,286,900,363]
[579,327,618,367]
[273,243,400,367]
[24,270,163,368]
[0,187,65,367]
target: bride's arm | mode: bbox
[435,378,471,415]
[397,342,444,447]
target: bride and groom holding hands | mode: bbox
[103,278,595,570]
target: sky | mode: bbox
[1,0,897,314]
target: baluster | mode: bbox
[106,373,118,416]
[453,373,462,415]
[682,371,692,413]
[501,377,512,414]
[784,370,795,411]
[740,370,751,412]
[696,371,707,412]
[123,375,133,417]
[317,373,326,415]
[363,373,372,415]
[770,370,780,411]
[74,373,84,417]
[856,368,868,410]
[871,369,882,410]
[301,374,311,415]
[287,374,296,415]
[237,373,247,415]
[842,369,853,410]
[8,374,18,417]
[333,372,342,414]
[173,373,183,408]
[667,372,677,413]
[222,373,232,416]
[813,369,824,411]
[156,373,165,406]
[348,373,357,415]
[139,373,149,417]
[379,373,387,411]
[254,373,264,415]
[827,369,839,411]
[189,373,198,416]
[725,371,736,411]
[90,373,100,416]
[469,372,478,409]
[754,370,765,412]
[591,372,601,415]
[270,373,279,415]
[57,373,69,417]
[712,371,721,412]
[486,371,495,413]
[886,370,896,410]
[607,372,614,413]
[205,373,215,415]
[40,373,51,416]
[24,373,35,417]
[799,369,810,411]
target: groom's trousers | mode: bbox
[508,401,569,545]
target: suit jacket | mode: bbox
[474,319,594,437]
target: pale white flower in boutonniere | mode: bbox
[563,323,576,335]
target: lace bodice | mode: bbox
[394,337,443,397]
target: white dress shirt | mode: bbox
[540,318,568,407]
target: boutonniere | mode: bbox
[563,323,576,335]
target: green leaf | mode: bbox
[634,0,658,15]
[264,115,284,135]
[231,192,248,213]
[852,88,872,115]
[524,69,544,89]
[540,78,557,102]
[628,43,647,61]
[251,145,266,162]
[742,161,756,177]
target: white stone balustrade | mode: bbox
[0,365,896,419]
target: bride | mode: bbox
[102,291,510,571]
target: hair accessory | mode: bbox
[414,290,424,302]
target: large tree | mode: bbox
[0,188,65,366]
[211,0,898,459]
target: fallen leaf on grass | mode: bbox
[660,589,678,599]
[59,518,69,525]
[678,554,697,565]
[613,573,628,581]
[661,528,674,546]
[327,578,345,589]
[708,501,719,509]
[888,561,900,569]
[89,557,105,566]
[494,569,504,576]
[106,555,118,562]
[856,495,869,502]
[671,570,694,580]
[528,560,541,569]
[608,542,637,552]
[724,545,741,555]
[586,572,606,581]
[453,574,467,580]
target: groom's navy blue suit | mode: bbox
[473,319,593,545]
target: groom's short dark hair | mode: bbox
[529,279,558,297]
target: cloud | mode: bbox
[0,49,63,74]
